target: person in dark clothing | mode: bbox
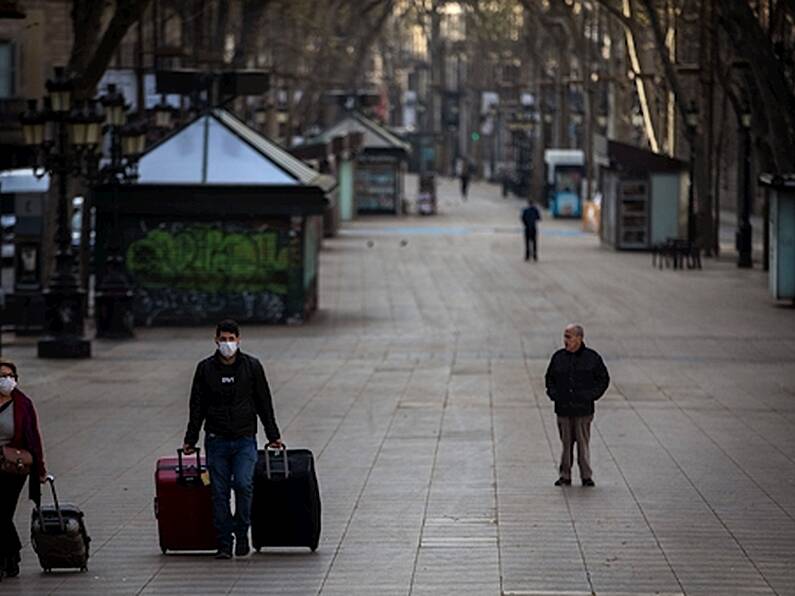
[545,324,610,487]
[0,360,46,580]
[183,320,282,559]
[460,159,471,199]
[521,200,542,261]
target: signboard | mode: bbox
[355,161,398,214]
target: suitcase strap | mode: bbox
[264,448,290,479]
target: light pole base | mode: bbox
[95,290,135,339]
[38,335,92,358]
[95,255,135,339]
[736,223,753,268]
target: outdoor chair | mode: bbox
[652,238,702,270]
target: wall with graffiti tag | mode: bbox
[111,219,301,325]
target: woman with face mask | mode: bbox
[0,360,46,579]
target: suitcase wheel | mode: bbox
[255,547,261,553]
[81,567,88,572]
[161,546,167,555]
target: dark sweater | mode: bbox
[545,344,610,417]
[184,351,280,446]
[8,389,46,503]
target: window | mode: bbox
[0,42,15,98]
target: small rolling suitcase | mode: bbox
[154,448,216,553]
[30,476,90,573]
[251,448,321,552]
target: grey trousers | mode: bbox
[557,415,594,481]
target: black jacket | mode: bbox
[545,344,610,417]
[184,351,280,445]
[521,205,541,230]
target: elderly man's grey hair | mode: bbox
[565,324,584,337]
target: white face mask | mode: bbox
[218,341,238,358]
[0,377,17,395]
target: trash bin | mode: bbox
[417,173,437,215]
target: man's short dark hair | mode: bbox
[216,319,240,337]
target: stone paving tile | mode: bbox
[2,177,794,595]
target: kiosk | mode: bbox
[597,139,688,250]
[0,169,49,333]
[759,174,795,303]
[93,109,331,326]
[312,113,410,215]
[544,149,585,218]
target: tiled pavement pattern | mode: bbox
[2,177,794,595]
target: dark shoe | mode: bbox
[582,478,595,487]
[235,536,250,557]
[5,556,20,578]
[215,548,232,560]
[554,478,571,486]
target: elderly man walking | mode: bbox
[545,324,610,487]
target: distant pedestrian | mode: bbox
[0,360,47,579]
[545,324,610,487]
[183,319,283,559]
[459,159,471,200]
[521,199,542,261]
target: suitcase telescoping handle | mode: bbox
[36,474,65,532]
[264,445,289,480]
[176,447,202,478]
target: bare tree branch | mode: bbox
[71,0,153,97]
[636,0,693,134]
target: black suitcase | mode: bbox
[30,476,90,572]
[251,448,321,552]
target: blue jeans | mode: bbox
[204,434,257,550]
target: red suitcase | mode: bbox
[154,448,216,553]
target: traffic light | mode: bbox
[471,131,480,142]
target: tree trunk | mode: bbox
[71,0,153,98]
[67,0,104,77]
[718,0,795,173]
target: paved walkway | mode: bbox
[2,177,794,595]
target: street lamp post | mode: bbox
[94,84,147,339]
[685,101,699,245]
[20,73,147,353]
[20,67,104,358]
[737,106,753,268]
[488,105,498,181]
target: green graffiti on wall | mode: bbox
[126,226,289,293]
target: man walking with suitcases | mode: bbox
[545,324,610,487]
[183,320,282,559]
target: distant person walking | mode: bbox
[459,158,471,200]
[521,200,542,261]
[545,324,610,487]
[183,319,283,559]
